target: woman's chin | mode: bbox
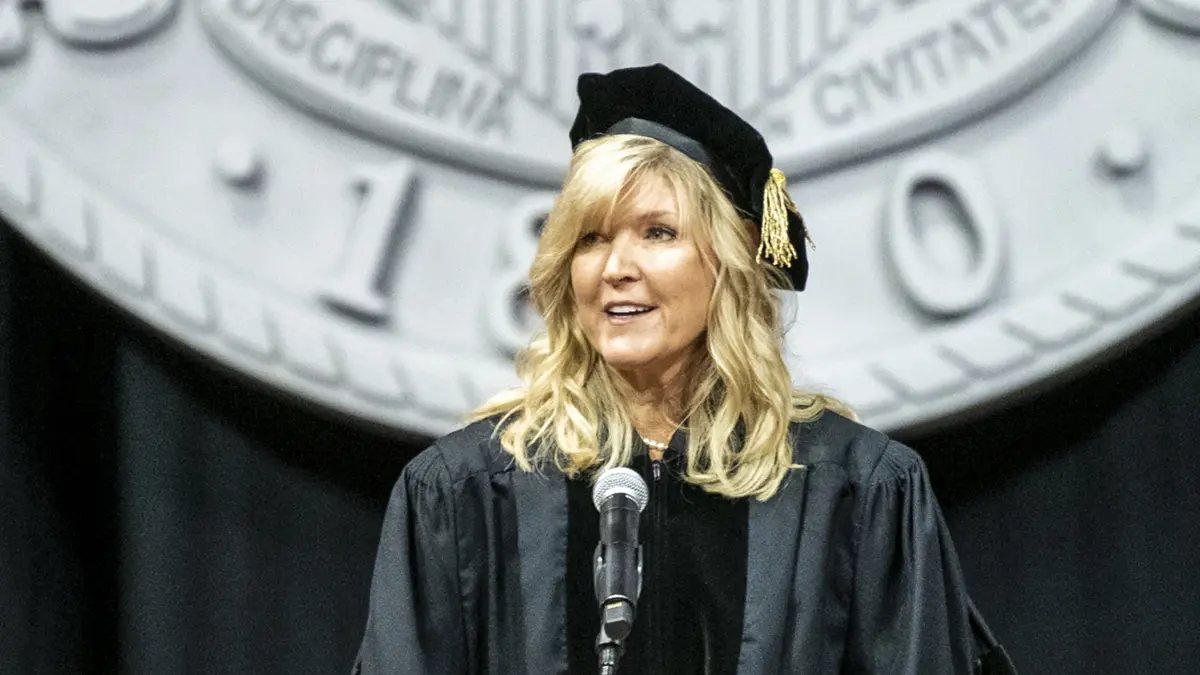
[598,349,659,373]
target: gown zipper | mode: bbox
[649,456,665,675]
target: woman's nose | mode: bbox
[600,234,639,285]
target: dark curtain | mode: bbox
[2,222,1198,675]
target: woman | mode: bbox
[353,64,1016,675]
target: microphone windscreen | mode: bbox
[592,467,650,513]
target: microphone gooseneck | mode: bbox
[591,467,650,675]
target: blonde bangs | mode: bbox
[549,138,696,240]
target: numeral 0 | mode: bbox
[883,152,1007,318]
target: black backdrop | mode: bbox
[3,222,1199,675]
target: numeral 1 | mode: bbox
[319,161,418,322]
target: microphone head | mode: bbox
[592,467,650,512]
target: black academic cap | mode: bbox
[569,63,811,292]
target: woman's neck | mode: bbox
[615,359,691,447]
[628,390,679,440]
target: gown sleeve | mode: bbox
[846,441,1017,675]
[352,446,469,675]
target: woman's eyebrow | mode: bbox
[635,210,677,222]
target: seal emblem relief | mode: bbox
[198,0,1119,181]
[2,0,1200,437]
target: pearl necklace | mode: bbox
[641,436,669,451]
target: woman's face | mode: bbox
[570,177,715,380]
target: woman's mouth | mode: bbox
[605,304,656,324]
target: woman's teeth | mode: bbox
[607,306,653,316]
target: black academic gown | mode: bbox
[353,412,1016,675]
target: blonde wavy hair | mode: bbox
[471,134,850,500]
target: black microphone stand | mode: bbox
[596,632,622,675]
[596,598,636,675]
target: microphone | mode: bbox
[591,467,650,674]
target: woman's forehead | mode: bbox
[605,175,682,226]
[626,177,678,214]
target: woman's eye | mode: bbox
[647,225,677,241]
[578,231,602,246]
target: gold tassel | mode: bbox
[758,168,803,268]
